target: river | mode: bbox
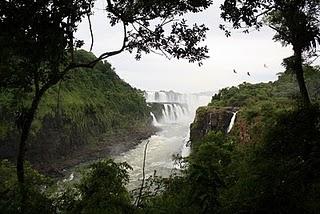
[114,91,211,189]
[61,91,212,188]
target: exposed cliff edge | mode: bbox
[0,50,155,177]
[190,106,239,142]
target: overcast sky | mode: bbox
[76,0,317,93]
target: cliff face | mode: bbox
[190,106,238,142]
[148,103,165,121]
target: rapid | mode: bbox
[114,91,211,189]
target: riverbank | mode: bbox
[33,126,158,178]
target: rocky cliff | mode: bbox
[190,106,239,142]
[148,103,165,121]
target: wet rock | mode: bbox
[190,106,239,142]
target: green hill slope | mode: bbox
[0,50,154,176]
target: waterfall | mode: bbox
[150,112,160,127]
[227,112,237,133]
[181,130,191,158]
[160,103,189,123]
[146,91,210,124]
[115,90,212,188]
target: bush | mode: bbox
[0,160,54,214]
[57,159,133,214]
[220,106,320,213]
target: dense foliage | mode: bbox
[56,160,133,214]
[3,1,320,213]
[0,50,151,166]
[0,160,54,214]
[1,66,320,213]
[0,0,212,190]
[138,66,320,213]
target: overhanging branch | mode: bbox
[40,20,127,95]
[87,11,94,52]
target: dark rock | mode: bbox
[190,106,239,142]
[148,103,165,121]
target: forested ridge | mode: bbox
[135,66,320,213]
[0,50,153,176]
[1,0,320,213]
[1,66,320,213]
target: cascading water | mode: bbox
[115,91,211,189]
[181,130,191,158]
[150,112,160,127]
[227,111,237,133]
[161,104,189,123]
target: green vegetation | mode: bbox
[221,0,320,105]
[0,160,54,214]
[218,105,320,213]
[210,66,320,108]
[41,50,150,134]
[209,66,320,142]
[1,62,320,213]
[137,66,320,213]
[55,160,133,214]
[0,0,212,191]
[0,50,151,166]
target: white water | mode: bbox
[150,112,161,126]
[63,172,74,182]
[115,91,211,189]
[227,111,237,133]
[160,104,189,123]
[181,130,191,158]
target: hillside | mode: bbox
[180,66,320,213]
[0,50,154,176]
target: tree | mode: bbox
[220,0,320,106]
[0,0,212,208]
[72,160,133,213]
[0,0,94,210]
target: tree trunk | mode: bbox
[293,47,311,106]
[16,93,42,212]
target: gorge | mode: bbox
[0,50,238,183]
[115,91,211,187]
[1,60,319,213]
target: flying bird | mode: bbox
[233,69,237,74]
[247,72,251,76]
[264,64,268,68]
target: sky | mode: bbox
[76,0,312,93]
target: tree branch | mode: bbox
[39,20,127,97]
[87,12,94,52]
[66,20,127,70]
[135,140,150,207]
[33,69,40,96]
[255,6,275,19]
[131,21,173,60]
